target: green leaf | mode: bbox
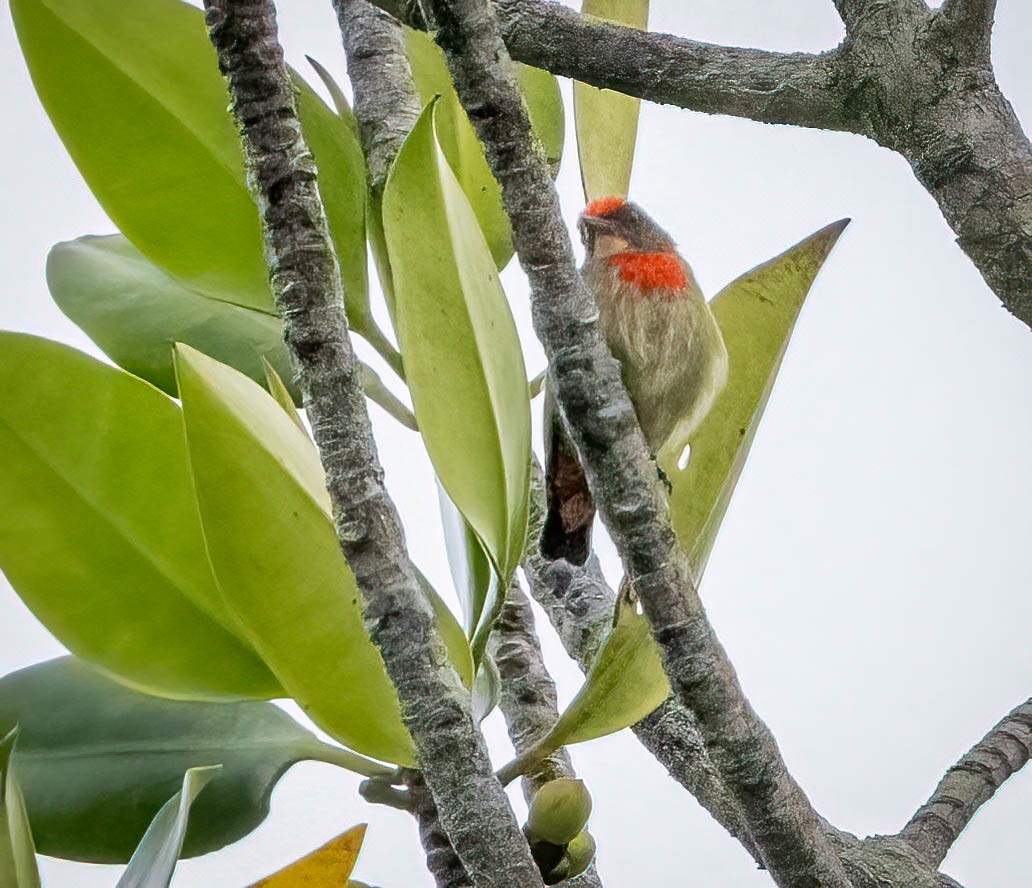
[12,0,369,322]
[10,0,266,302]
[439,485,495,636]
[176,345,476,766]
[116,765,220,888]
[403,30,564,269]
[517,64,565,174]
[498,594,668,785]
[262,359,308,432]
[665,220,850,577]
[0,333,281,701]
[175,344,411,764]
[47,235,296,400]
[0,658,386,864]
[48,235,410,427]
[554,595,668,745]
[305,55,360,135]
[573,0,649,200]
[384,103,531,589]
[294,73,371,339]
[0,729,41,888]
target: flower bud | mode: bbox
[526,778,592,846]
[564,832,597,879]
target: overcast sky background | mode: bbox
[2,0,1030,885]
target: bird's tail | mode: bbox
[541,385,595,565]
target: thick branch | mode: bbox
[407,773,475,888]
[202,4,540,886]
[938,0,996,49]
[488,580,604,888]
[900,698,1032,868]
[417,2,851,884]
[376,0,852,131]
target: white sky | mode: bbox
[1,1,1030,886]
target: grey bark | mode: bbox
[201,3,541,886]
[372,0,1032,330]
[900,698,1032,868]
[488,579,604,888]
[409,1,852,885]
[332,0,421,193]
[523,474,976,888]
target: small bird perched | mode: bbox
[542,197,729,564]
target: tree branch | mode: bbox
[333,0,421,191]
[520,467,760,863]
[376,0,853,132]
[414,1,852,884]
[900,698,1032,868]
[488,579,604,888]
[937,0,997,46]
[202,3,540,886]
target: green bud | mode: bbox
[527,778,593,845]
[565,831,597,879]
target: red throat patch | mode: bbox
[607,251,688,293]
[584,196,627,218]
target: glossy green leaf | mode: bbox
[47,235,296,399]
[472,655,500,724]
[0,333,281,701]
[0,658,386,864]
[665,220,850,577]
[262,359,308,433]
[176,346,471,765]
[294,74,371,338]
[176,344,412,764]
[554,595,668,745]
[305,56,360,138]
[439,485,495,636]
[498,594,668,785]
[573,0,649,200]
[385,103,531,588]
[12,0,369,322]
[0,729,40,888]
[115,765,220,888]
[10,0,266,301]
[404,30,564,269]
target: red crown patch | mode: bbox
[583,196,627,218]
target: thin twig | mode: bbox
[202,3,541,885]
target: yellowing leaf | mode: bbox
[250,825,366,887]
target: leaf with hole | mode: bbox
[0,657,386,864]
[665,220,850,577]
[384,103,531,589]
[0,333,281,701]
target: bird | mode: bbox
[541,197,729,565]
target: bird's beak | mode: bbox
[578,215,615,252]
